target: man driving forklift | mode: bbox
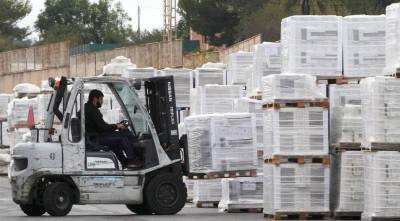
[85,89,143,168]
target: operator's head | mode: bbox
[88,89,104,108]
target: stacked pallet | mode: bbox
[193,179,223,208]
[360,76,400,221]
[191,68,226,87]
[281,15,343,78]
[385,3,400,75]
[343,15,386,77]
[160,68,192,108]
[219,177,263,213]
[247,42,281,97]
[262,74,331,220]
[226,51,254,85]
[329,84,364,219]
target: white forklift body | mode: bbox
[9,76,187,216]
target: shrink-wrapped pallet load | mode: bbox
[191,68,226,88]
[193,179,222,206]
[385,3,400,75]
[227,51,254,85]
[160,68,192,108]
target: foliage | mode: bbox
[0,0,31,52]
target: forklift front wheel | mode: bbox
[43,182,73,216]
[20,204,46,216]
[144,173,187,215]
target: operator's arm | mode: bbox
[93,109,117,133]
[85,103,117,134]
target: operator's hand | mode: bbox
[116,123,126,130]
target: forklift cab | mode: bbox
[9,76,187,217]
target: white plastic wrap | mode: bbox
[363,151,400,218]
[7,97,39,128]
[329,84,362,145]
[160,68,192,107]
[281,15,343,77]
[227,51,254,85]
[263,107,329,157]
[102,56,136,76]
[385,4,400,75]
[193,179,222,203]
[190,85,243,115]
[331,151,364,213]
[263,163,330,214]
[183,176,195,201]
[192,68,226,88]
[248,42,281,96]
[202,62,227,69]
[360,77,400,146]
[219,176,263,211]
[262,74,325,102]
[40,80,53,92]
[13,83,40,97]
[184,113,258,173]
[343,15,386,77]
[234,98,263,150]
[1,121,9,146]
[8,128,30,150]
[0,94,11,119]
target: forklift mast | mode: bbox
[143,76,181,161]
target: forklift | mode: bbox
[9,75,190,216]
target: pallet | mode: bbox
[226,208,263,213]
[264,155,330,165]
[334,143,362,152]
[333,211,362,220]
[362,216,400,221]
[262,99,329,110]
[317,76,362,85]
[188,169,257,179]
[264,212,331,220]
[257,149,264,158]
[196,201,219,208]
[249,95,262,100]
[363,142,400,151]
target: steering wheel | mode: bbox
[119,120,129,127]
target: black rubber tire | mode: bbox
[43,182,73,216]
[126,204,152,215]
[20,204,46,216]
[143,173,187,215]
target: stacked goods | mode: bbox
[262,74,325,102]
[13,83,40,98]
[360,76,400,147]
[248,42,281,97]
[263,106,329,157]
[331,151,364,215]
[123,67,157,104]
[343,15,386,77]
[184,113,257,175]
[281,16,343,77]
[263,163,330,215]
[102,56,136,76]
[193,179,222,207]
[219,177,263,212]
[0,148,10,174]
[191,68,226,88]
[40,80,53,92]
[0,121,9,146]
[190,85,243,115]
[202,62,227,69]
[262,73,330,219]
[226,51,254,85]
[183,176,195,202]
[385,3,400,75]
[363,152,400,219]
[329,84,362,146]
[7,97,39,128]
[0,94,11,120]
[160,68,192,108]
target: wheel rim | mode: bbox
[55,190,69,210]
[156,182,178,207]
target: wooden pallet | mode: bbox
[262,99,329,110]
[334,143,362,152]
[264,212,331,220]
[363,142,400,151]
[333,211,362,220]
[226,208,263,213]
[249,95,262,100]
[196,201,219,208]
[362,217,400,221]
[264,155,330,165]
[257,149,264,158]
[317,76,362,85]
[188,169,257,179]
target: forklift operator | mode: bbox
[85,89,142,168]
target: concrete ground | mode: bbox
[0,176,263,221]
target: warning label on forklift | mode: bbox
[79,176,124,188]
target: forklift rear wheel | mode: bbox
[20,204,46,216]
[126,204,152,215]
[43,182,73,216]
[144,173,187,215]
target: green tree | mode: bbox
[35,0,132,45]
[176,19,190,40]
[130,29,162,44]
[0,0,31,52]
